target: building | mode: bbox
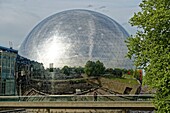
[0,46,18,95]
[19,9,134,69]
[16,54,44,95]
[0,45,45,96]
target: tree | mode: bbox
[84,61,96,76]
[95,60,105,75]
[105,68,114,74]
[126,0,170,112]
[61,66,70,76]
[75,66,84,75]
[84,60,105,76]
[113,68,123,78]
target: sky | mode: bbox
[0,0,142,49]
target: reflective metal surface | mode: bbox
[19,9,133,68]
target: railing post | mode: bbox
[46,108,50,113]
[122,109,127,113]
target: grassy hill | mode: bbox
[87,75,141,94]
[29,74,141,95]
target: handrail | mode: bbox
[0,94,154,102]
[0,94,154,98]
[0,101,155,111]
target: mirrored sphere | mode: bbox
[19,9,133,68]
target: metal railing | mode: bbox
[0,109,26,113]
[0,94,154,102]
[0,95,155,113]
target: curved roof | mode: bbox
[19,9,133,69]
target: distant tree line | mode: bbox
[84,60,105,76]
[36,60,141,80]
[61,66,84,76]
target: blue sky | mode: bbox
[0,0,142,49]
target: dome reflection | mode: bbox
[19,9,133,69]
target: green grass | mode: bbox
[102,75,139,85]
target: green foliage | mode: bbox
[84,61,95,76]
[134,70,140,80]
[105,68,131,78]
[61,66,70,76]
[126,0,170,112]
[84,60,105,76]
[49,68,53,72]
[74,66,84,74]
[95,60,106,75]
[105,68,114,74]
[112,68,123,78]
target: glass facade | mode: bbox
[0,47,17,95]
[19,9,134,69]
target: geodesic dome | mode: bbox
[19,9,133,69]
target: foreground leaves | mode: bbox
[126,0,170,112]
